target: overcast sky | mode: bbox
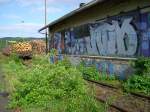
[0,0,92,38]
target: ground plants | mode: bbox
[0,39,6,51]
[1,54,106,112]
[78,58,150,95]
[0,83,5,92]
[123,57,150,96]
[123,75,150,95]
[78,62,100,81]
[78,62,120,87]
[98,72,121,87]
[132,57,150,75]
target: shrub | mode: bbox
[99,72,116,81]
[123,75,150,95]
[57,57,72,69]
[132,57,150,75]
[6,56,105,112]
[77,62,100,81]
[78,62,117,81]
[123,57,150,96]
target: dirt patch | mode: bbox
[0,65,12,112]
[0,95,10,112]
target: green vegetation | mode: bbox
[123,75,150,95]
[78,62,100,81]
[123,57,150,96]
[0,83,5,92]
[98,73,120,87]
[1,54,106,112]
[132,57,150,75]
[0,53,6,92]
[0,37,24,51]
[78,61,120,87]
[1,51,150,112]
[78,58,150,96]
[0,39,6,50]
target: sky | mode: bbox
[0,0,92,38]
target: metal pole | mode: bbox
[45,0,48,54]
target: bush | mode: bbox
[77,62,100,81]
[123,75,150,95]
[78,62,118,81]
[99,72,116,81]
[5,56,105,112]
[57,57,72,69]
[123,57,150,96]
[132,57,150,75]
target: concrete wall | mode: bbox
[49,0,150,79]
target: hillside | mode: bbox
[0,37,44,41]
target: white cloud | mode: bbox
[15,0,55,6]
[0,0,9,1]
[0,0,10,4]
[1,14,22,20]
[31,6,63,14]
[0,0,93,37]
[0,23,43,37]
[0,0,92,7]
[15,0,92,7]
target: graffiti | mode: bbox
[53,11,150,57]
[89,18,138,56]
[51,11,150,79]
[53,12,150,57]
[65,31,87,55]
[63,17,138,56]
[54,33,63,53]
[140,13,150,57]
[50,54,133,79]
[81,58,133,79]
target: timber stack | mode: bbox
[13,42,32,57]
[30,40,46,54]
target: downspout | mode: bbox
[39,29,49,53]
[45,0,48,54]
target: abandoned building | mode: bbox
[39,0,150,79]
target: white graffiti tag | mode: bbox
[88,18,138,56]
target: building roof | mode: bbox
[39,0,105,32]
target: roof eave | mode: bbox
[38,0,105,32]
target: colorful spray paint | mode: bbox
[51,11,150,79]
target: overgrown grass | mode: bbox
[78,58,150,96]
[0,83,5,92]
[0,53,7,92]
[1,54,106,112]
[0,39,6,51]
[123,75,150,96]
[123,57,150,96]
[77,62,121,87]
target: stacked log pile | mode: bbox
[2,40,46,57]
[30,40,46,54]
[12,42,32,57]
